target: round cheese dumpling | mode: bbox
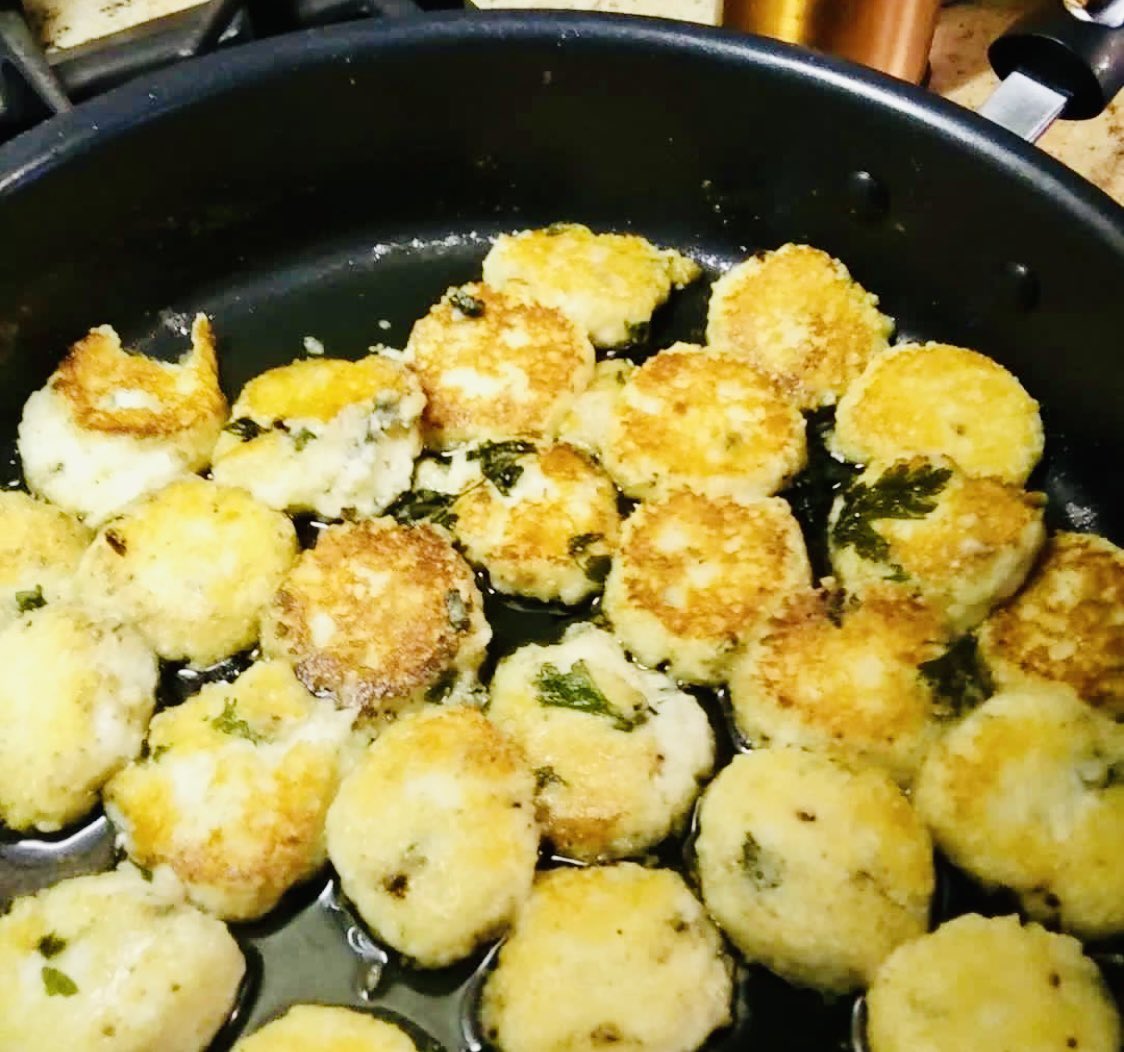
[76,477,298,667]
[480,864,732,1052]
[695,748,934,993]
[832,342,1044,484]
[979,531,1124,715]
[18,315,227,525]
[599,344,806,501]
[487,624,714,861]
[211,354,424,520]
[706,244,893,408]
[603,491,811,685]
[404,281,594,448]
[326,707,539,967]
[828,456,1046,633]
[0,491,91,629]
[914,685,1124,939]
[866,914,1121,1052]
[556,358,634,456]
[0,866,245,1052]
[0,605,157,832]
[412,441,621,605]
[482,223,702,348]
[235,1005,421,1052]
[105,660,354,921]
[730,586,950,786]
[261,519,489,718]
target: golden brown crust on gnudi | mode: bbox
[612,491,807,638]
[262,519,489,715]
[451,442,621,604]
[827,455,1047,634]
[706,244,893,408]
[52,314,226,438]
[405,281,594,447]
[980,531,1124,713]
[601,343,806,501]
[832,342,1043,485]
[603,490,810,684]
[730,586,950,785]
[481,223,702,348]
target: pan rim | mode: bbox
[0,10,1120,247]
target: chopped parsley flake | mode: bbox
[223,417,266,442]
[36,934,66,958]
[42,966,78,997]
[467,440,536,495]
[919,635,995,720]
[741,833,783,890]
[385,489,459,529]
[831,461,952,572]
[209,700,261,743]
[535,661,645,731]
[448,289,485,317]
[534,766,568,790]
[567,533,612,584]
[15,586,45,613]
[567,533,603,557]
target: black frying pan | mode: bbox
[0,7,1122,1051]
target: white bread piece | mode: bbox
[469,0,723,26]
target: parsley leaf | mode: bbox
[567,533,612,584]
[535,661,644,732]
[567,533,603,557]
[15,586,45,613]
[36,934,66,958]
[741,833,783,891]
[448,288,485,317]
[209,700,261,743]
[291,428,316,451]
[223,417,266,442]
[468,440,536,495]
[831,461,952,569]
[919,636,995,720]
[385,489,459,529]
[42,966,78,997]
[534,765,568,790]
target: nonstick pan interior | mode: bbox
[2,215,1121,1052]
[0,13,1122,1051]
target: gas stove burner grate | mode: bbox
[0,0,456,142]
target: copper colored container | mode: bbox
[724,0,943,83]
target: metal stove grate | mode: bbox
[0,0,456,142]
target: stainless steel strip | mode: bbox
[978,69,1069,143]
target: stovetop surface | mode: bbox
[0,0,459,142]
